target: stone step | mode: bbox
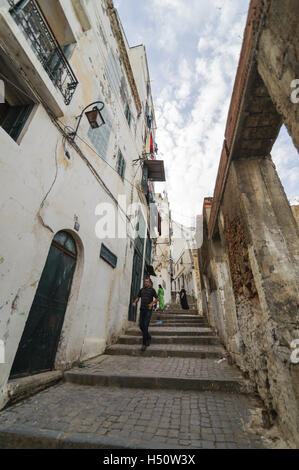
[151,318,208,324]
[126,328,214,337]
[65,372,252,394]
[151,319,206,325]
[152,314,201,320]
[151,317,207,323]
[64,355,253,394]
[105,343,224,359]
[162,310,199,315]
[0,382,266,449]
[118,335,220,345]
[150,320,209,328]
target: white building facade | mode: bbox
[0,0,164,409]
[151,192,172,305]
[171,221,200,305]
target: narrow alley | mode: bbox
[0,0,298,454]
[0,304,269,449]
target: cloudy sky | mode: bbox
[116,0,299,227]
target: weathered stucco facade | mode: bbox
[0,0,161,409]
[152,192,172,305]
[171,222,200,306]
[198,0,299,446]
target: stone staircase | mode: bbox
[0,305,268,449]
[106,313,224,359]
[65,308,253,395]
[104,310,224,359]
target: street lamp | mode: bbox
[69,101,105,141]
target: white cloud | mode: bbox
[272,126,299,204]
[117,0,298,224]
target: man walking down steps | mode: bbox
[132,278,158,352]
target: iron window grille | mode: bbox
[8,0,78,105]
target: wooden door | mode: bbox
[10,231,77,379]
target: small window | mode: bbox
[125,103,131,127]
[0,101,34,142]
[100,243,117,269]
[116,149,126,181]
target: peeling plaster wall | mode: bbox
[198,0,299,445]
[291,205,299,226]
[152,193,172,305]
[0,0,155,409]
[257,0,299,152]
[200,156,299,446]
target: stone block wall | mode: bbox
[200,156,299,446]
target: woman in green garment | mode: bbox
[158,284,165,311]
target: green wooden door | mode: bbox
[128,250,143,322]
[128,209,147,321]
[10,231,77,379]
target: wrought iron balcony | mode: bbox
[8,0,78,105]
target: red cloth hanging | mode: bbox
[150,132,154,156]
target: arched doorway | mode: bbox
[10,231,77,379]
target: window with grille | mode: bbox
[0,101,34,142]
[116,149,126,181]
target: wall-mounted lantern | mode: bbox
[85,107,105,129]
[69,101,105,141]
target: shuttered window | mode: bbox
[100,243,117,268]
[116,149,126,181]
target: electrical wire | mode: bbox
[0,62,139,237]
[0,52,198,231]
[0,56,144,194]
[39,139,59,209]
[0,66,162,211]
[0,69,138,240]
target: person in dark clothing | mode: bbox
[132,278,158,351]
[179,286,189,310]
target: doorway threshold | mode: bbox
[6,371,63,408]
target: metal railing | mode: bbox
[8,0,78,105]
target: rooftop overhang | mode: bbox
[143,159,166,182]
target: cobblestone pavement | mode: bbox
[70,355,245,381]
[0,308,270,449]
[0,383,266,449]
[106,343,225,355]
[127,326,214,335]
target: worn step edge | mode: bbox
[118,336,220,345]
[163,309,199,313]
[6,371,63,408]
[150,322,208,326]
[126,330,214,337]
[64,371,253,394]
[105,346,224,359]
[0,425,177,449]
[152,315,201,319]
[151,319,207,323]
[151,321,203,323]
[161,312,199,316]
